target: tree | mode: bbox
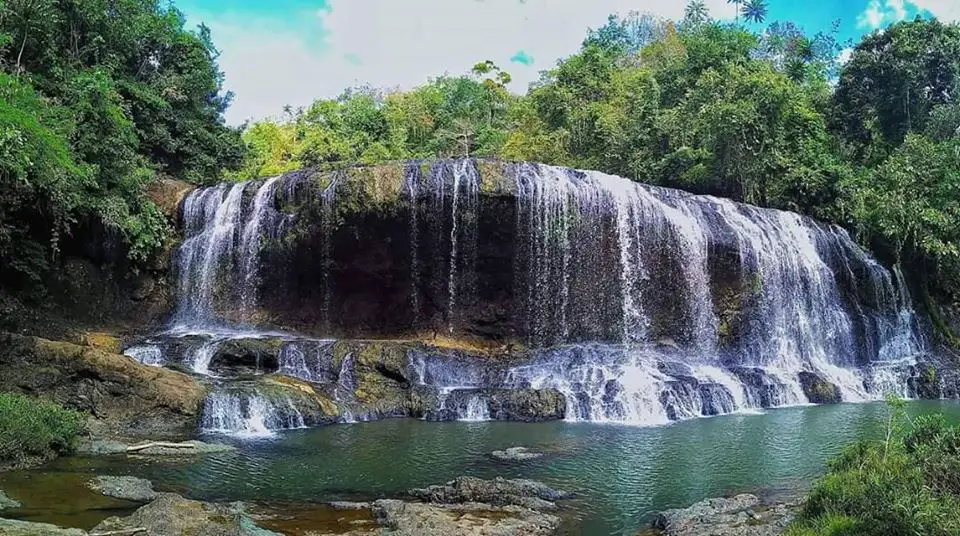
[684,0,710,27]
[741,0,769,24]
[2,0,55,74]
[728,0,743,23]
[0,0,244,300]
[832,19,960,157]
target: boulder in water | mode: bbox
[87,476,157,502]
[93,493,281,536]
[491,447,543,461]
[798,372,842,404]
[652,493,799,536]
[408,476,572,511]
[0,518,86,535]
[0,489,20,510]
[372,498,561,536]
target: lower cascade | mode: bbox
[200,391,306,438]
[125,159,931,435]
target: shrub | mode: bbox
[789,403,960,535]
[0,394,83,467]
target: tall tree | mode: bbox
[833,19,960,157]
[742,0,769,24]
[684,0,710,26]
[728,0,743,23]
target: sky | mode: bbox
[175,0,960,125]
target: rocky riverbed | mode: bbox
[644,493,802,536]
[0,475,574,536]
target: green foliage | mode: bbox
[0,0,243,299]
[0,393,83,466]
[0,73,87,286]
[833,19,960,156]
[789,405,960,536]
[229,16,960,311]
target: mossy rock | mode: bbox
[476,160,515,196]
[798,371,842,404]
[83,332,124,354]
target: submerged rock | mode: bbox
[372,498,561,536]
[329,501,372,510]
[798,372,842,404]
[93,492,281,536]
[87,476,157,502]
[0,489,20,510]
[652,494,799,536]
[409,476,572,511]
[78,439,236,456]
[491,447,543,461]
[0,518,86,535]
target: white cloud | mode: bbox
[858,0,908,29]
[837,47,853,65]
[859,0,960,30]
[907,0,960,21]
[201,0,731,124]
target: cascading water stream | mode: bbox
[146,159,927,433]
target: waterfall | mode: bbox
[444,160,479,333]
[165,159,926,430]
[239,177,281,316]
[459,394,491,422]
[124,344,164,367]
[173,178,282,329]
[200,391,306,438]
[189,340,222,376]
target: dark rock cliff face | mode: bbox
[189,159,922,365]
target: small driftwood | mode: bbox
[125,441,196,453]
[90,528,147,536]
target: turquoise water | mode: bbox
[8,401,960,535]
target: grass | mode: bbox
[0,393,83,468]
[788,397,960,535]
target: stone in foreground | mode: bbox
[0,489,20,510]
[653,493,799,536]
[0,518,86,535]
[87,476,157,502]
[93,493,280,536]
[372,499,561,536]
[409,476,572,511]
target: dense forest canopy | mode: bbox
[0,0,243,294]
[1,1,959,324]
[234,9,960,308]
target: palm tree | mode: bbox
[684,0,709,26]
[728,0,743,23]
[741,0,769,24]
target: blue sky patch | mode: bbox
[510,50,535,66]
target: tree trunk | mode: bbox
[16,30,28,74]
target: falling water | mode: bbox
[444,160,479,333]
[239,177,281,316]
[200,391,306,438]
[169,159,926,429]
[190,340,222,376]
[124,344,164,367]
